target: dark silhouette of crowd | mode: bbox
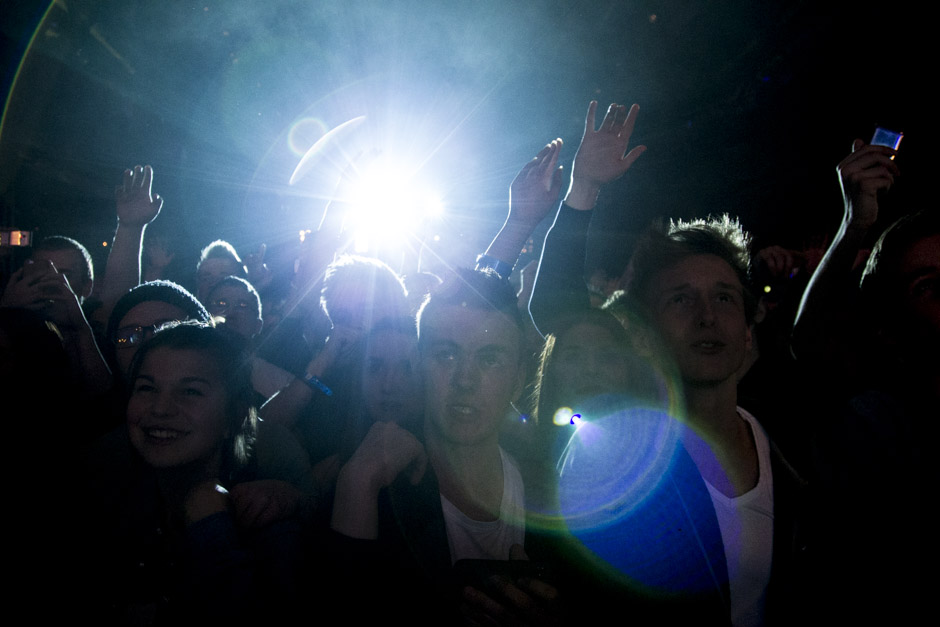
[1,100,934,626]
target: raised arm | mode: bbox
[478,139,564,276]
[93,165,163,326]
[529,101,646,334]
[791,140,898,359]
[564,101,646,211]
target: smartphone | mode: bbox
[453,558,553,593]
[871,127,903,157]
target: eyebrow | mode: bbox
[662,281,742,293]
[180,377,212,385]
[661,283,692,293]
[902,267,938,284]
[134,374,213,385]
[476,344,514,355]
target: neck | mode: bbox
[425,426,503,521]
[682,378,740,442]
[680,378,759,498]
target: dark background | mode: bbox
[0,0,928,286]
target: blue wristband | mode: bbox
[475,254,514,279]
[302,372,333,396]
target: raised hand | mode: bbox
[244,243,272,291]
[566,101,646,210]
[145,235,175,270]
[480,141,566,270]
[115,165,163,227]
[755,245,802,279]
[508,139,565,227]
[304,322,363,379]
[837,140,899,230]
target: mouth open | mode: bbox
[449,404,476,416]
[692,341,726,353]
[142,427,188,442]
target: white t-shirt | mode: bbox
[440,448,526,564]
[703,408,774,627]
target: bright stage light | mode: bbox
[345,159,443,253]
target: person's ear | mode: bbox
[81,278,94,301]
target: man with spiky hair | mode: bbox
[622,214,807,626]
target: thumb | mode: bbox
[619,144,647,173]
[851,139,865,153]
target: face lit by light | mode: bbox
[648,254,751,388]
[420,305,523,447]
[127,347,231,473]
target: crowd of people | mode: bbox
[1,99,935,626]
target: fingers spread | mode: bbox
[601,103,619,131]
[620,144,647,172]
[619,103,640,138]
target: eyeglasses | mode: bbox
[207,298,256,315]
[113,323,164,348]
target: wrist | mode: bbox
[503,214,542,231]
[564,180,601,211]
[842,210,876,234]
[115,218,148,231]
[337,462,383,501]
[476,253,514,279]
[300,371,333,397]
[305,352,332,379]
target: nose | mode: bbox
[697,299,717,327]
[451,356,480,392]
[151,390,177,417]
